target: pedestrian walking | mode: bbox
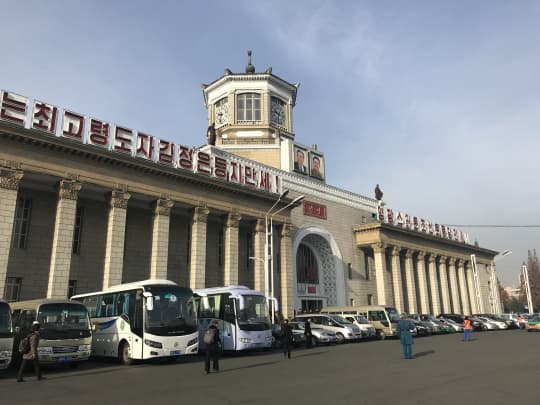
[397,315,414,360]
[203,320,221,374]
[517,315,524,330]
[281,319,293,359]
[304,319,313,348]
[17,321,42,382]
[463,317,472,341]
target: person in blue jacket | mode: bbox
[397,314,415,359]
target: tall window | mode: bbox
[11,198,32,249]
[186,223,191,265]
[68,280,77,298]
[218,228,224,266]
[246,232,253,267]
[4,277,22,302]
[236,93,261,122]
[72,206,84,254]
[296,244,319,284]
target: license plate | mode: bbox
[170,350,180,355]
[58,356,72,362]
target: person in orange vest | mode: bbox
[463,317,472,341]
[517,315,524,330]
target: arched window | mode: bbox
[236,93,261,122]
[296,244,319,284]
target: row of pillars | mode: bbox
[372,243,483,316]
[0,167,296,317]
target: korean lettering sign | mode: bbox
[0,89,282,195]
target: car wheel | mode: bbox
[312,337,319,346]
[335,333,345,344]
[378,331,386,340]
[119,341,133,365]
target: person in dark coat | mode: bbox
[304,319,313,348]
[280,319,293,359]
[204,321,221,374]
[17,321,42,382]
[397,315,414,360]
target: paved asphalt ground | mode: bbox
[0,329,538,405]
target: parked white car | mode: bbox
[478,317,507,330]
[341,315,377,339]
[476,317,500,330]
[290,321,338,346]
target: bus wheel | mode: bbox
[378,331,386,340]
[119,342,133,365]
[335,333,345,344]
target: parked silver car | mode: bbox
[290,321,338,346]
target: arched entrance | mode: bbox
[292,226,346,313]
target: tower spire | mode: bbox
[245,50,255,74]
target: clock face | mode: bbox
[215,99,228,126]
[271,98,285,126]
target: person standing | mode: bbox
[281,319,293,359]
[397,315,414,360]
[17,321,42,382]
[204,321,221,374]
[517,315,524,330]
[463,317,472,341]
[304,319,313,348]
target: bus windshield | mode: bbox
[237,295,270,331]
[0,302,11,337]
[145,286,197,336]
[38,303,90,339]
[386,307,400,322]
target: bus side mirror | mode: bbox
[143,292,154,311]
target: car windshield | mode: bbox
[0,302,12,336]
[146,286,197,335]
[237,295,270,331]
[353,316,370,324]
[386,307,400,322]
[329,315,350,324]
[38,303,90,331]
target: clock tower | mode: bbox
[202,51,300,170]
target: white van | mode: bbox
[340,315,377,339]
[295,314,362,343]
[321,305,399,339]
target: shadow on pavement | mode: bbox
[291,350,328,358]
[219,360,280,373]
[413,350,435,358]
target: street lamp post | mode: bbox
[490,250,512,313]
[522,264,534,315]
[265,193,305,324]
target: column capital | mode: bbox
[404,249,413,259]
[280,222,293,238]
[391,246,401,256]
[58,179,82,200]
[371,242,386,254]
[448,257,456,266]
[192,205,209,223]
[225,211,242,228]
[0,167,24,190]
[427,253,437,263]
[109,190,131,209]
[438,255,448,263]
[154,198,174,216]
[417,251,426,260]
[255,218,265,233]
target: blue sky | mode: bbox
[2,0,539,286]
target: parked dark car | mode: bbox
[271,324,306,348]
[437,314,465,325]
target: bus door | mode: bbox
[221,294,236,351]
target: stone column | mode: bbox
[0,166,23,298]
[189,205,209,289]
[280,223,294,319]
[447,258,461,314]
[47,179,82,299]
[253,218,266,294]
[223,211,242,286]
[403,249,417,314]
[102,190,131,289]
[438,256,451,314]
[150,198,174,280]
[466,262,478,314]
[416,251,430,315]
[372,243,388,306]
[457,259,470,315]
[390,247,404,314]
[427,254,441,316]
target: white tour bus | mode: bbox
[10,299,92,366]
[0,300,13,369]
[72,279,198,364]
[194,285,273,352]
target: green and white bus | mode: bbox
[0,300,13,369]
[10,299,92,366]
[72,279,198,364]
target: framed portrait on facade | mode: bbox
[309,152,325,180]
[293,145,308,175]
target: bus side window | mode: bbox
[223,295,235,323]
